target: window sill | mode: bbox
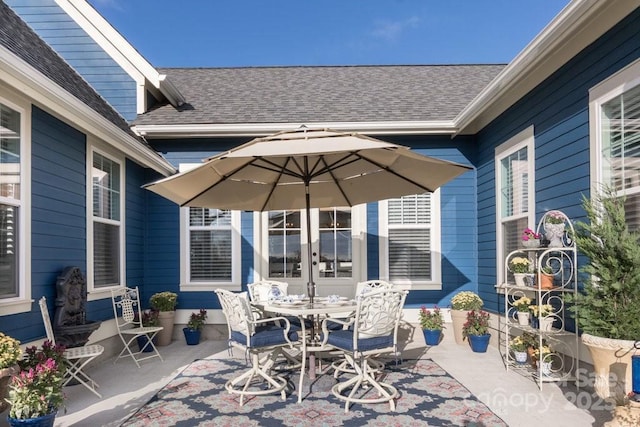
[180,283,241,292]
[87,286,121,301]
[0,299,33,316]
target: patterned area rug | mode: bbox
[122,358,506,426]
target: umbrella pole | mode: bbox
[305,183,315,304]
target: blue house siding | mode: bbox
[6,0,138,121]
[146,136,478,310]
[476,7,640,314]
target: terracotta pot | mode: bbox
[582,333,636,403]
[156,311,176,346]
[450,309,469,345]
[539,273,554,289]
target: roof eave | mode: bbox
[0,45,176,176]
[454,0,639,134]
[132,121,459,138]
[57,0,186,109]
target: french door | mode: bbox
[259,206,365,297]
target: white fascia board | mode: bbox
[132,121,458,138]
[55,0,185,107]
[455,0,639,134]
[0,45,175,176]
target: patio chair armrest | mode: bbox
[319,317,354,346]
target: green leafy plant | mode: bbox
[462,310,490,338]
[567,188,640,340]
[136,309,159,327]
[7,341,67,419]
[419,306,444,330]
[450,291,483,311]
[186,309,208,331]
[150,292,178,312]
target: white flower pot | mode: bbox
[517,311,530,326]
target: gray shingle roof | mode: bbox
[0,2,143,143]
[134,65,505,126]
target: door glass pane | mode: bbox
[318,208,352,278]
[268,211,301,278]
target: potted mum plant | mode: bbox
[6,340,67,427]
[183,309,208,345]
[150,291,178,346]
[509,335,529,364]
[529,303,555,331]
[419,306,444,346]
[462,310,491,353]
[511,296,532,326]
[509,256,532,287]
[450,291,483,345]
[0,332,22,413]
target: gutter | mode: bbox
[132,120,458,138]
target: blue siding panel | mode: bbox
[6,0,137,121]
[476,7,640,313]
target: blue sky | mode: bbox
[88,0,570,68]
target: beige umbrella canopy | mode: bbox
[144,127,472,301]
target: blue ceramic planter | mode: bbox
[468,334,491,353]
[7,411,56,427]
[423,329,441,346]
[183,328,201,345]
[136,335,156,352]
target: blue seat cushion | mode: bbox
[324,329,393,352]
[231,324,299,348]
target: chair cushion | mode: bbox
[232,324,299,348]
[324,329,393,352]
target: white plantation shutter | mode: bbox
[602,84,640,230]
[499,146,530,258]
[189,208,232,281]
[388,194,432,281]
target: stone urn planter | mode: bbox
[582,333,636,402]
[156,311,176,346]
[450,309,469,345]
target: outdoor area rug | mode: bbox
[121,358,507,426]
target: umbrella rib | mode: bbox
[258,157,291,212]
[353,150,436,193]
[318,156,354,206]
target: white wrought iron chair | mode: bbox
[215,289,299,406]
[247,280,289,302]
[320,287,407,412]
[329,280,396,377]
[111,286,164,368]
[38,297,105,398]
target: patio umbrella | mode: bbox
[144,127,472,302]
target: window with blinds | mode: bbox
[601,83,640,230]
[92,152,121,287]
[499,147,530,259]
[387,194,432,281]
[189,208,233,281]
[0,102,21,299]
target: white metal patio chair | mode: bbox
[320,287,408,412]
[111,286,164,368]
[215,289,299,406]
[329,280,397,377]
[38,297,105,398]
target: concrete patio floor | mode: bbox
[1,323,612,426]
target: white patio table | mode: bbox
[259,298,356,403]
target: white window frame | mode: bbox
[0,92,31,315]
[495,126,536,285]
[589,58,640,201]
[378,191,442,290]
[178,164,241,291]
[87,143,125,300]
